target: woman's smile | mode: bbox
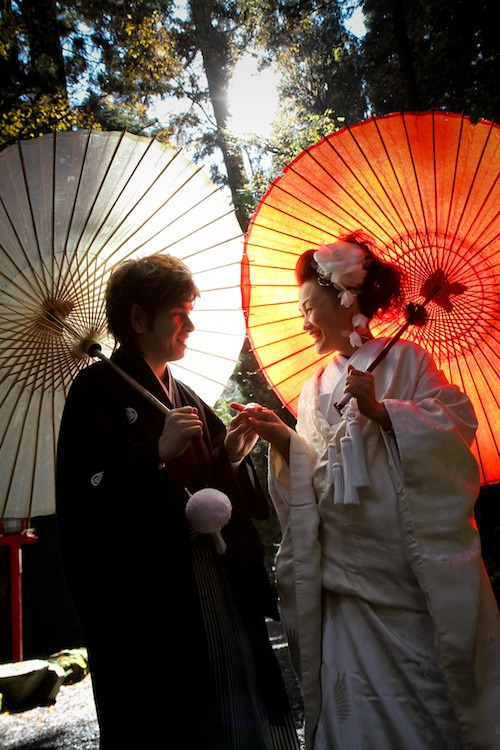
[298,279,356,356]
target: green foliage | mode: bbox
[0,94,100,148]
[268,107,346,175]
[361,0,500,121]
[251,0,367,122]
[79,3,183,104]
[0,0,183,150]
[49,648,90,684]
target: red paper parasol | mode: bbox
[243,111,500,485]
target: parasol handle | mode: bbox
[44,308,171,418]
[334,301,430,414]
[86,342,170,416]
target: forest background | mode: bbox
[0,0,499,660]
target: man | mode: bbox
[56,254,299,749]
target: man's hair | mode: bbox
[105,254,199,345]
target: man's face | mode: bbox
[136,298,195,365]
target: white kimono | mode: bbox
[269,339,500,750]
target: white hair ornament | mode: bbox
[313,241,367,306]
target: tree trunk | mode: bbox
[189,0,249,230]
[20,0,67,99]
[386,0,420,110]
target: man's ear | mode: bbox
[130,303,147,334]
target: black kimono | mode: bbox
[56,346,298,750]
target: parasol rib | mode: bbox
[78,154,212,282]
[446,118,495,258]
[58,130,129,287]
[287,154,402,245]
[16,142,50,296]
[172,361,237,388]
[343,119,420,242]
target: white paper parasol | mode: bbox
[0,129,245,520]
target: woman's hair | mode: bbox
[106,254,199,345]
[295,231,403,320]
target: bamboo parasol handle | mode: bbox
[334,289,439,414]
[86,342,170,416]
[45,304,172,418]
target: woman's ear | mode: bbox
[130,303,148,334]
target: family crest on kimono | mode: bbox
[233,232,500,750]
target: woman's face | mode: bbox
[298,279,355,356]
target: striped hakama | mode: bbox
[192,536,300,750]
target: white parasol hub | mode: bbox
[185,487,232,554]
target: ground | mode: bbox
[0,619,305,749]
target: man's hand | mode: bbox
[158,406,203,462]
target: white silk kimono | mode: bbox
[268,338,500,750]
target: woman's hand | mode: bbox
[345,365,392,431]
[158,406,203,462]
[230,402,292,463]
[224,406,260,462]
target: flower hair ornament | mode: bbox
[313,240,369,347]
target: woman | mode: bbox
[234,233,500,749]
[56,254,300,750]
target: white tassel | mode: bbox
[332,463,345,504]
[347,420,369,488]
[328,444,345,505]
[327,443,336,483]
[340,436,360,505]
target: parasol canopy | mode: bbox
[243,111,500,485]
[0,129,246,519]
